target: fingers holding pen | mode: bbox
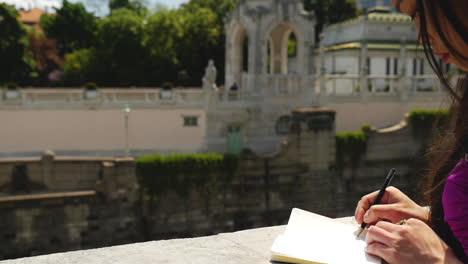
[363,204,402,224]
[355,190,381,224]
[355,187,428,225]
[355,187,399,223]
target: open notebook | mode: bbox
[270,208,382,264]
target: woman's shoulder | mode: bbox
[447,159,468,187]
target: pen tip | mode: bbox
[356,228,364,238]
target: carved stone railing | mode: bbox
[218,91,242,101]
[321,74,446,99]
[0,88,206,108]
[323,74,361,96]
[265,74,303,95]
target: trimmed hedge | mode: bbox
[136,153,239,198]
[336,127,370,169]
[408,109,449,137]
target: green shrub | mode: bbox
[408,109,449,137]
[85,82,97,90]
[6,82,18,89]
[361,124,371,135]
[162,82,174,90]
[136,153,239,198]
[336,128,368,169]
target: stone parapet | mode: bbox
[0,217,355,264]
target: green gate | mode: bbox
[227,124,243,154]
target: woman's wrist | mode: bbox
[411,205,430,223]
[421,206,430,222]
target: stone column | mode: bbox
[359,12,369,102]
[41,150,55,189]
[291,108,337,215]
[399,37,408,102]
[291,108,336,170]
[318,32,328,105]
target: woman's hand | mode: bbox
[355,187,429,225]
[365,219,463,264]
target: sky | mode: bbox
[0,0,189,16]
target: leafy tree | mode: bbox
[182,0,238,24]
[61,48,97,86]
[0,3,34,84]
[143,8,182,85]
[175,8,222,85]
[61,9,149,87]
[109,0,148,15]
[40,0,98,56]
[143,6,221,86]
[28,31,63,85]
[177,0,238,86]
[93,8,148,86]
[303,0,358,43]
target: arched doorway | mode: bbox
[229,24,249,89]
[268,24,301,75]
[231,25,249,74]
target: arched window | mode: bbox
[288,33,297,58]
[268,24,300,75]
[242,36,249,72]
[231,25,248,76]
[267,39,272,74]
[287,32,298,74]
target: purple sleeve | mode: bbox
[443,162,468,257]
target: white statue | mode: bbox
[203,59,218,91]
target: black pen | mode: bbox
[356,168,396,237]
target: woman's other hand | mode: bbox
[355,187,429,225]
[365,219,463,264]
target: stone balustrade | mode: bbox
[0,88,206,109]
[0,73,447,110]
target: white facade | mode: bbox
[0,1,451,157]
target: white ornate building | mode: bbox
[205,0,316,154]
[0,0,449,157]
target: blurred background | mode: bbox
[0,0,457,261]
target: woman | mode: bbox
[354,0,468,263]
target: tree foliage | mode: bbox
[40,0,98,55]
[62,48,97,86]
[94,8,147,86]
[28,31,63,85]
[180,0,238,85]
[182,0,238,24]
[59,1,231,87]
[0,3,34,84]
[303,0,359,42]
[109,0,147,15]
[2,0,359,87]
[143,7,222,86]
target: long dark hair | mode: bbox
[402,0,468,261]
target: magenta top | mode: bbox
[442,160,468,257]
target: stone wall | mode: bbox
[335,115,429,216]
[0,109,430,260]
[0,154,139,260]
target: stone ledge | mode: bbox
[0,191,96,203]
[0,226,286,264]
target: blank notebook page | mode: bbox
[271,208,381,264]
